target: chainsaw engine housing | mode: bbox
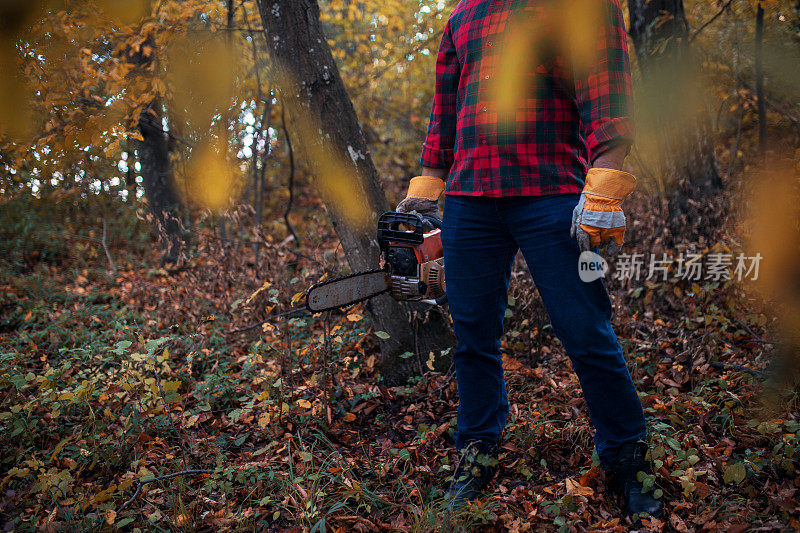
[377,212,446,303]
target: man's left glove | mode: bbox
[570,168,637,256]
[396,175,445,225]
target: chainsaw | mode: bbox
[305,212,447,312]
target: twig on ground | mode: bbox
[116,469,214,515]
[90,469,214,531]
[413,310,425,377]
[434,367,456,399]
[734,319,778,345]
[709,360,767,378]
[228,307,307,334]
[101,219,117,274]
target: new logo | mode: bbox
[578,251,609,282]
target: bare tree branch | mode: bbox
[690,0,734,42]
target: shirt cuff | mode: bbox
[585,118,635,163]
[420,143,454,169]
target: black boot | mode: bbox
[606,440,664,519]
[444,441,499,506]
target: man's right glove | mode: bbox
[396,175,445,225]
[570,168,637,256]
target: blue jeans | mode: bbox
[441,193,646,468]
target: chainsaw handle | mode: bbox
[422,215,444,305]
[422,215,442,230]
[421,295,448,306]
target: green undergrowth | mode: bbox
[1,199,799,530]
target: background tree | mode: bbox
[628,0,723,231]
[256,0,455,384]
[126,39,189,265]
[755,0,767,154]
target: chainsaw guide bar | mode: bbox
[305,269,391,313]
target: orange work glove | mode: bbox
[396,175,445,223]
[570,168,637,256]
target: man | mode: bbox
[396,0,663,518]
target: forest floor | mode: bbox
[1,186,799,532]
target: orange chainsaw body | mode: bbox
[377,212,446,302]
[304,212,447,312]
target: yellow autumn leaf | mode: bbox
[0,56,33,139]
[165,34,238,130]
[493,0,600,115]
[161,380,180,393]
[271,66,372,230]
[346,313,363,322]
[296,399,312,409]
[182,138,241,212]
[559,0,602,73]
[291,292,306,303]
[98,0,151,26]
[426,352,436,371]
[246,281,273,305]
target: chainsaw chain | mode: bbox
[305,268,391,313]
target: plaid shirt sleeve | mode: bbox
[420,21,460,169]
[573,0,634,164]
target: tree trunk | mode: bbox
[755,1,766,155]
[796,0,800,42]
[256,0,455,384]
[125,38,188,265]
[135,103,187,265]
[628,0,722,233]
[124,147,137,202]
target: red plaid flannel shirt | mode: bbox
[420,0,634,197]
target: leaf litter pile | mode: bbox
[1,194,798,532]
